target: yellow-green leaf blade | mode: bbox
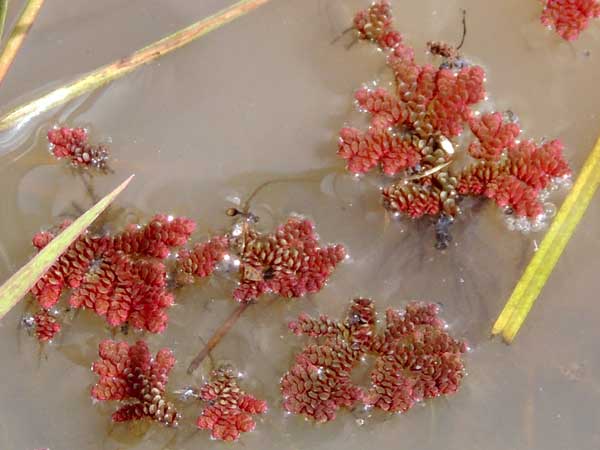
[0,0,8,42]
[0,174,134,320]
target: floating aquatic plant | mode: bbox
[32,309,61,342]
[338,0,572,247]
[281,299,466,422]
[91,340,180,427]
[28,214,195,340]
[47,127,110,172]
[541,0,600,41]
[177,215,345,303]
[181,213,346,373]
[196,366,268,441]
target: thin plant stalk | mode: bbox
[0,0,8,42]
[0,174,134,320]
[187,302,250,374]
[0,0,45,87]
[492,134,600,343]
[0,0,271,131]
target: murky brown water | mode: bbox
[1,1,600,449]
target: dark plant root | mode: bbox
[456,9,467,51]
[187,302,252,375]
[160,429,179,450]
[434,214,454,250]
[174,430,201,448]
[37,343,46,368]
[330,26,355,45]
[77,170,99,204]
[346,37,359,50]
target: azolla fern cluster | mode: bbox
[27,215,195,341]
[84,299,465,441]
[20,0,578,445]
[282,300,466,422]
[338,0,572,246]
[541,0,600,41]
[25,125,468,441]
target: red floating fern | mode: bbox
[33,310,61,342]
[196,367,268,441]
[91,340,180,427]
[28,215,195,341]
[467,112,521,161]
[457,139,572,217]
[365,303,467,412]
[337,1,572,245]
[177,216,345,303]
[281,299,466,422]
[541,0,600,41]
[47,127,110,171]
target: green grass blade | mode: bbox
[0,174,134,320]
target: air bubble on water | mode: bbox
[559,175,573,190]
[21,314,35,329]
[538,189,550,202]
[216,254,241,274]
[320,172,336,198]
[231,222,244,237]
[515,217,531,234]
[174,387,198,401]
[505,216,516,231]
[543,202,557,218]
[352,404,373,425]
[530,219,545,233]
[225,195,241,206]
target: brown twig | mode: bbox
[187,302,250,374]
[0,0,45,87]
[0,0,271,131]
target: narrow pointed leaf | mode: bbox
[0,0,8,42]
[0,0,45,86]
[0,174,134,320]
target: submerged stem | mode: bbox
[77,171,99,204]
[0,0,45,87]
[187,302,251,374]
[241,167,341,213]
